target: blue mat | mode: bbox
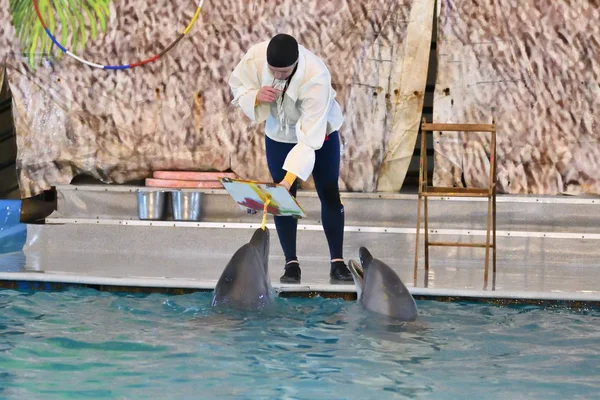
[0,200,27,254]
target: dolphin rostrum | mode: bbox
[347,246,418,321]
[211,227,274,310]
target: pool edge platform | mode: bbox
[1,273,599,309]
[1,184,599,308]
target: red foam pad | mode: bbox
[145,178,224,189]
[152,171,237,181]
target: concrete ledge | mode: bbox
[50,184,600,233]
[2,222,597,304]
[1,275,599,308]
[3,184,596,308]
[44,218,600,240]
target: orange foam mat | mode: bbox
[145,178,224,189]
[152,171,237,181]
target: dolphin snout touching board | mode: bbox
[211,227,274,311]
[348,246,418,321]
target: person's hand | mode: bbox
[279,171,296,192]
[280,179,292,191]
[257,86,281,103]
[279,172,295,192]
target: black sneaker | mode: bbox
[280,263,301,284]
[330,261,353,284]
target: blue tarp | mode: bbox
[0,199,27,254]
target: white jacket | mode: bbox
[228,40,344,181]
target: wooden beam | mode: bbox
[425,186,488,194]
[376,0,436,192]
[422,187,490,198]
[421,123,495,132]
[428,242,491,248]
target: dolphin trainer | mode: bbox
[211,227,275,310]
[347,246,418,321]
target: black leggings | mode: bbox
[265,131,344,264]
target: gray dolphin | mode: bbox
[211,227,274,310]
[347,246,418,321]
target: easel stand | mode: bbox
[413,118,497,289]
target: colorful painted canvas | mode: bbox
[220,178,306,218]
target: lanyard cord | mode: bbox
[272,62,298,103]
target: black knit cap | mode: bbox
[266,34,299,68]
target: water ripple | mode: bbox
[0,290,597,399]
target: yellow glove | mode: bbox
[283,172,296,187]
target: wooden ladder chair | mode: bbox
[413,117,497,288]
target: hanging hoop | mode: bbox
[32,0,205,70]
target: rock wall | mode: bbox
[433,0,600,195]
[2,0,433,197]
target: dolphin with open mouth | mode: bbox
[347,246,418,321]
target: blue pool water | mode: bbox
[0,289,598,399]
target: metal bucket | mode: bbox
[171,191,202,221]
[137,190,167,220]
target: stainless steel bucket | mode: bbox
[171,191,202,221]
[137,190,167,220]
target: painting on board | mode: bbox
[220,178,306,218]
